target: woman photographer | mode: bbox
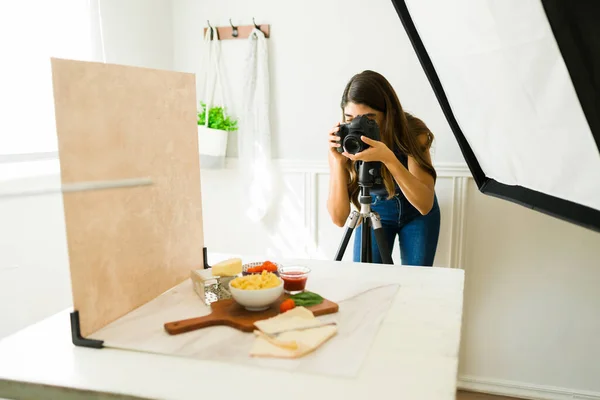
[327,70,440,266]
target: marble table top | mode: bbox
[89,275,401,378]
[0,254,465,400]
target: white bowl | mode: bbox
[228,278,284,311]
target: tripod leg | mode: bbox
[334,211,360,261]
[360,216,372,263]
[370,212,393,264]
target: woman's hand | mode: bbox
[342,136,394,164]
[328,122,347,167]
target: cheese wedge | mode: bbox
[250,325,337,359]
[211,258,242,277]
[254,306,326,334]
[250,306,338,359]
[253,330,299,350]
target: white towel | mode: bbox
[240,28,273,222]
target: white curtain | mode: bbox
[240,28,274,222]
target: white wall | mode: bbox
[0,175,70,340]
[171,0,464,163]
[459,183,600,398]
[93,0,174,69]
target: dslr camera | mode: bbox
[336,115,381,155]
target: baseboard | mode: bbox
[458,375,600,400]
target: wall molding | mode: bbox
[0,153,471,177]
[450,175,469,269]
[1,156,473,267]
[1,156,472,267]
[224,158,471,262]
[234,158,473,267]
[458,375,600,400]
[237,158,473,177]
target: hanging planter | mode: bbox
[197,102,238,169]
[197,25,236,169]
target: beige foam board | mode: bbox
[51,58,204,337]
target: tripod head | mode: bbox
[356,160,383,188]
[355,160,383,208]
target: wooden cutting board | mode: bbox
[164,295,339,335]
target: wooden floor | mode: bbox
[457,390,522,400]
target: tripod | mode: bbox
[334,161,393,264]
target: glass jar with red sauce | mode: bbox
[278,266,311,294]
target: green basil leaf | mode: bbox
[291,291,319,298]
[290,291,324,307]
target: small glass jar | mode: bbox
[278,265,311,295]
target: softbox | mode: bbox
[391,0,600,233]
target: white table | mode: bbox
[0,255,464,400]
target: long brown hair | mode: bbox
[340,70,437,210]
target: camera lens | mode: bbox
[343,136,362,155]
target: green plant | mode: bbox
[197,102,238,132]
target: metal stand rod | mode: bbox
[371,212,393,264]
[0,177,153,200]
[334,211,359,261]
[360,210,371,263]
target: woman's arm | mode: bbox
[383,136,435,215]
[327,164,351,227]
[343,135,435,215]
[327,122,351,227]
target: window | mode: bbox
[0,1,93,156]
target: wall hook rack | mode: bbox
[229,19,239,37]
[203,19,270,40]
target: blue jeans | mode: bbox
[352,194,441,266]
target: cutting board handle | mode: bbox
[164,297,339,335]
[164,315,225,335]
